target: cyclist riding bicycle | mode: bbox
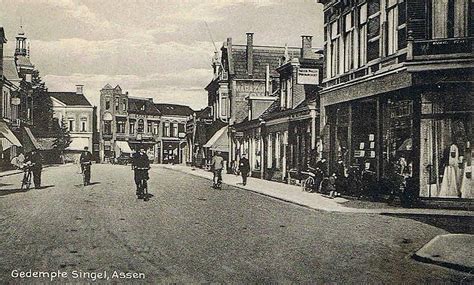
[211,151,224,189]
[80,146,93,185]
[132,147,150,199]
[24,149,43,189]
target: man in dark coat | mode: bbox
[132,146,150,197]
[26,149,43,189]
[80,146,93,185]
[239,153,250,186]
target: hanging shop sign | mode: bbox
[297,68,319,85]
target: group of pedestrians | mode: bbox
[210,151,250,188]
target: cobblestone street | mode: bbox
[0,164,472,283]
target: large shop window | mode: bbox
[352,101,377,171]
[334,105,351,167]
[382,99,414,188]
[420,92,473,199]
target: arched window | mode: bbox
[137,119,144,133]
[80,117,87,132]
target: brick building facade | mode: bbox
[317,0,473,200]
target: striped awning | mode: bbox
[203,126,229,153]
[0,121,22,151]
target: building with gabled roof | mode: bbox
[49,85,94,161]
[202,33,322,174]
[153,103,194,164]
[99,84,160,163]
[98,84,194,164]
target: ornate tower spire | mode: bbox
[15,21,28,57]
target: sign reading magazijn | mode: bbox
[297,68,319,85]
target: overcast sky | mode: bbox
[0,0,323,110]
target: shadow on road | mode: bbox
[382,213,474,234]
[0,185,55,197]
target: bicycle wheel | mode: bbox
[302,177,315,193]
[25,172,32,190]
[21,174,27,190]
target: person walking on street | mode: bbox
[211,151,224,189]
[132,146,150,198]
[239,153,250,186]
[26,149,43,189]
[80,146,93,185]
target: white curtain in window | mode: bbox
[454,0,469,37]
[433,0,449,38]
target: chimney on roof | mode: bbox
[76,84,84,95]
[147,98,153,102]
[301,35,314,59]
[246,33,254,76]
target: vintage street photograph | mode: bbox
[0,0,473,283]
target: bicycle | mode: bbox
[81,161,92,186]
[301,166,324,193]
[135,167,150,201]
[21,164,33,190]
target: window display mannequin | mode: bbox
[439,142,460,197]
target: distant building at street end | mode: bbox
[98,83,194,164]
[154,103,194,165]
[49,85,94,162]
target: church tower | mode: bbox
[13,24,34,82]
[15,25,28,57]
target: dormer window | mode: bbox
[140,104,145,111]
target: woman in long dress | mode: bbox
[439,144,460,197]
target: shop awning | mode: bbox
[203,126,229,153]
[115,141,133,154]
[0,121,22,151]
[24,127,41,150]
[67,137,90,151]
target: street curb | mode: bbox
[412,253,474,274]
[160,165,474,217]
[412,234,474,274]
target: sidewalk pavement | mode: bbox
[159,164,474,217]
[413,234,474,273]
